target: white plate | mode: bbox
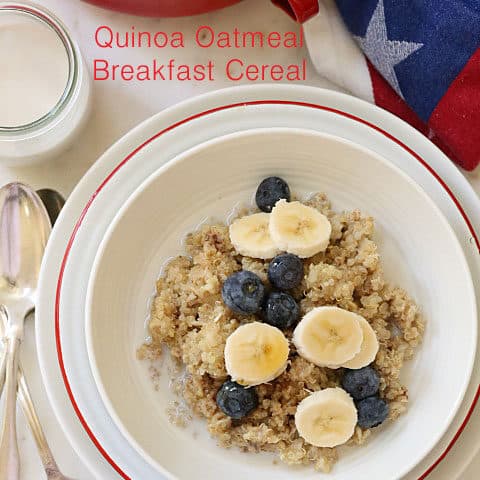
[85,127,476,480]
[36,85,480,480]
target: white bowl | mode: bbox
[86,128,476,480]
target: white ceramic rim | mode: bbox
[84,126,477,480]
[36,84,480,480]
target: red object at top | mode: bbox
[83,0,242,17]
[271,0,319,23]
[83,0,319,19]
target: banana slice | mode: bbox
[342,316,379,369]
[224,322,289,386]
[229,212,280,259]
[269,200,331,258]
[295,387,357,447]
[293,306,363,367]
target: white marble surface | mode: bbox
[0,0,479,478]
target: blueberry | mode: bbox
[356,396,389,428]
[222,271,265,315]
[341,366,380,400]
[263,291,300,330]
[268,253,304,290]
[216,380,258,419]
[255,176,290,213]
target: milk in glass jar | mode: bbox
[0,2,91,165]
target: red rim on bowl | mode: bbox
[55,100,480,480]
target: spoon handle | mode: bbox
[17,365,66,479]
[0,333,21,480]
[0,309,69,480]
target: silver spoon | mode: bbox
[0,187,72,480]
[0,183,51,480]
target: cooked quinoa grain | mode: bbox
[143,193,424,472]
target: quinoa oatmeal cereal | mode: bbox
[141,181,424,473]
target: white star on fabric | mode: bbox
[354,0,423,98]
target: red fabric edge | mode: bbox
[271,0,319,23]
[367,58,480,171]
[429,48,480,172]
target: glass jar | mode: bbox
[0,2,91,165]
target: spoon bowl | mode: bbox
[0,184,50,315]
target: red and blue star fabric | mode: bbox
[274,0,480,170]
